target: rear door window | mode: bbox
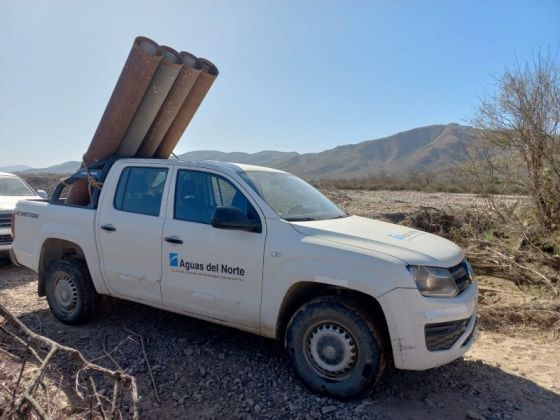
[114,167,168,216]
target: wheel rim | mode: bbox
[52,272,79,314]
[304,321,358,380]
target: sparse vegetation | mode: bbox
[470,51,560,233]
[2,186,559,418]
[311,164,532,194]
[401,206,559,296]
[20,174,66,196]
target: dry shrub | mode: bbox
[402,207,559,295]
[478,303,560,337]
[469,51,560,233]
[20,174,65,196]
[401,207,497,244]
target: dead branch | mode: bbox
[89,375,108,420]
[125,327,160,403]
[0,324,43,363]
[494,251,558,296]
[0,303,139,419]
[10,339,31,413]
[103,334,124,371]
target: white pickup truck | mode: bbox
[10,158,478,398]
[0,172,47,259]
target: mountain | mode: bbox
[0,165,32,173]
[21,161,81,175]
[12,123,477,178]
[179,123,477,179]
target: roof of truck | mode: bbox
[0,172,18,177]
[198,160,287,174]
[119,158,288,175]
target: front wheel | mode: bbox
[45,259,100,325]
[285,296,387,399]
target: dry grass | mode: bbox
[20,174,65,196]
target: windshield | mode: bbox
[0,177,35,197]
[239,171,347,221]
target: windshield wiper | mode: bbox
[330,214,349,219]
[284,217,317,222]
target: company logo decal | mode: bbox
[388,230,421,241]
[169,253,179,267]
[168,253,246,282]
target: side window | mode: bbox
[114,167,168,216]
[174,170,258,224]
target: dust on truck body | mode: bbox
[10,158,478,399]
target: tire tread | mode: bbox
[285,295,387,399]
[45,259,100,325]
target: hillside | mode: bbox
[21,161,81,175]
[9,123,477,179]
[0,165,31,173]
[178,123,477,178]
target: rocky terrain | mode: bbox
[1,189,559,419]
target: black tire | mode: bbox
[285,296,387,399]
[0,253,10,266]
[45,259,100,325]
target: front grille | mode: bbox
[449,260,471,293]
[425,316,471,351]
[0,212,11,229]
[461,318,478,348]
[0,234,12,245]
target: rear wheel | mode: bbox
[45,259,100,325]
[285,296,387,399]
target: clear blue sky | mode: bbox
[0,0,558,167]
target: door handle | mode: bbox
[101,224,117,232]
[165,236,183,244]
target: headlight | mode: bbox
[407,265,459,297]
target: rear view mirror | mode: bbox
[211,207,261,233]
[36,190,48,199]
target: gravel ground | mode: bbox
[319,188,526,223]
[1,263,559,420]
[1,190,559,419]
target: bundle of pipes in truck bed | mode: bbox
[66,36,219,205]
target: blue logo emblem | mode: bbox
[169,253,179,267]
[389,233,406,240]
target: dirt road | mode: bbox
[1,261,559,419]
[1,190,559,419]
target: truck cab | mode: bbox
[10,158,478,398]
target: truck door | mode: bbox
[161,169,265,329]
[97,165,170,304]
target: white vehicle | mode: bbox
[10,158,478,398]
[0,172,47,258]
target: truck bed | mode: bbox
[12,200,96,272]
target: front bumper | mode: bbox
[8,247,20,265]
[378,282,478,370]
[0,243,12,255]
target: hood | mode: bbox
[0,196,37,212]
[290,215,464,267]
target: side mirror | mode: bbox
[36,190,48,199]
[211,207,261,233]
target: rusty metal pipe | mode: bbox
[66,36,162,205]
[154,57,219,158]
[116,46,183,156]
[136,51,203,157]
